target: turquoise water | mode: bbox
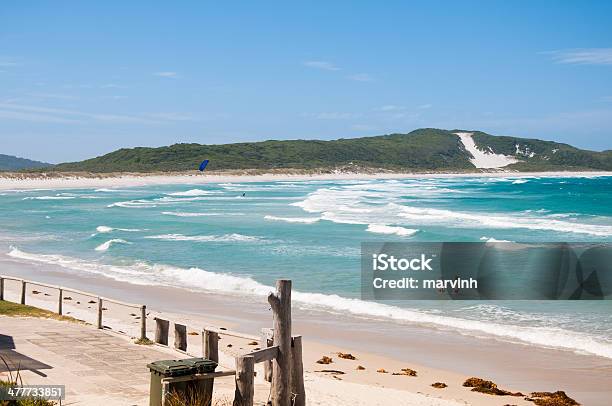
[1,175,611,358]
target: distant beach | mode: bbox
[1,169,611,191]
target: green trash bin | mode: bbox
[148,357,217,406]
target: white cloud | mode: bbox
[375,105,406,111]
[154,71,179,78]
[418,103,432,109]
[347,73,373,82]
[303,61,340,71]
[25,92,79,101]
[0,109,82,124]
[0,103,160,124]
[547,48,612,65]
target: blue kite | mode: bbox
[198,160,209,171]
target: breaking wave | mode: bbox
[161,211,244,217]
[6,246,612,359]
[366,224,418,237]
[264,215,321,224]
[23,196,75,200]
[293,187,612,237]
[96,226,142,233]
[167,189,221,197]
[95,239,131,251]
[107,199,158,208]
[145,233,260,242]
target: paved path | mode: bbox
[0,316,238,405]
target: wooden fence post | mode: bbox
[233,355,254,406]
[261,328,273,382]
[204,329,219,361]
[290,336,306,406]
[174,323,187,351]
[97,297,103,329]
[203,329,219,406]
[57,288,63,315]
[140,305,147,340]
[155,318,169,345]
[267,279,292,406]
[0,277,4,301]
[20,280,26,305]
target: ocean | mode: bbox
[1,175,611,359]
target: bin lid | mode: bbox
[147,357,218,376]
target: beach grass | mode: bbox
[134,337,154,345]
[0,301,79,323]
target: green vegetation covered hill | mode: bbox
[0,154,51,171]
[50,128,611,173]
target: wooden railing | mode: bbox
[0,275,146,340]
[0,276,305,406]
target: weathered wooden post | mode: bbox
[97,297,103,329]
[0,277,4,301]
[20,280,26,304]
[203,328,219,406]
[57,288,63,315]
[261,328,273,382]
[140,305,147,340]
[290,336,306,406]
[267,279,292,406]
[233,355,254,406]
[155,318,170,345]
[174,323,187,351]
[203,329,219,362]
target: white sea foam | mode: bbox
[23,196,75,200]
[162,211,218,217]
[167,189,221,197]
[293,187,612,237]
[264,215,321,224]
[480,236,513,243]
[392,203,612,236]
[95,239,131,251]
[512,179,528,184]
[96,226,143,233]
[145,233,260,242]
[7,246,612,359]
[7,247,148,280]
[107,199,158,208]
[161,211,245,217]
[366,224,418,237]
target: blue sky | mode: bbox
[1,1,611,163]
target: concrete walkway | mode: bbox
[0,316,236,405]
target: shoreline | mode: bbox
[1,254,610,405]
[1,169,611,190]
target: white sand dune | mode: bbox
[456,132,519,169]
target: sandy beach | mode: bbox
[1,169,611,191]
[1,253,609,405]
